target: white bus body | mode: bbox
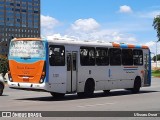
[8,38,151,97]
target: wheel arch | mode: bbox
[85,78,95,88]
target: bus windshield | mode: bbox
[9,40,45,58]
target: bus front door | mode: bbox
[67,52,77,93]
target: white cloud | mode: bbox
[145,41,155,47]
[119,5,133,13]
[69,18,137,43]
[41,15,60,36]
[137,10,160,18]
[71,18,100,32]
[41,17,138,44]
[46,34,78,41]
[144,41,160,55]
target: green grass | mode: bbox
[152,70,160,77]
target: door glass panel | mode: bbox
[72,53,76,71]
[67,53,71,71]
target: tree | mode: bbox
[0,57,8,78]
[153,15,160,41]
[152,54,160,62]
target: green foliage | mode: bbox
[0,57,8,77]
[153,15,160,41]
[152,69,160,77]
[152,54,160,61]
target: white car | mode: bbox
[0,75,5,96]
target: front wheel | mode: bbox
[84,79,95,97]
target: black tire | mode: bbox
[77,92,85,98]
[84,79,95,97]
[50,92,65,98]
[131,77,141,93]
[125,88,132,91]
[0,83,4,96]
[103,90,110,94]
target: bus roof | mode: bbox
[47,39,149,49]
[11,37,149,49]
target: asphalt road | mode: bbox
[0,77,160,120]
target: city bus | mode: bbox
[8,38,151,97]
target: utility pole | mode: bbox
[155,41,159,67]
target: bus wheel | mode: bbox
[84,79,95,97]
[50,92,65,98]
[0,83,4,96]
[103,90,110,94]
[131,77,141,93]
[77,92,85,98]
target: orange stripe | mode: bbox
[142,45,149,49]
[112,43,120,48]
[128,44,135,48]
[124,66,138,68]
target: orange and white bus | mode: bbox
[8,38,151,97]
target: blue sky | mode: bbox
[41,0,160,54]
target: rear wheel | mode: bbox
[50,92,65,98]
[0,83,4,96]
[84,79,95,97]
[131,77,141,93]
[77,92,85,98]
[77,79,95,98]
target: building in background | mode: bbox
[0,0,40,57]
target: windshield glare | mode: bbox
[9,41,45,58]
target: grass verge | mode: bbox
[152,69,160,77]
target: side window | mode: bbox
[133,49,143,65]
[109,48,121,65]
[49,45,65,66]
[122,49,133,65]
[80,47,95,66]
[96,47,109,66]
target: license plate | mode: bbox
[23,77,29,82]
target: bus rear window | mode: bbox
[133,50,143,65]
[9,41,45,58]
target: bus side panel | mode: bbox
[77,66,96,92]
[48,66,67,93]
[108,66,135,89]
[93,66,110,90]
[77,65,136,92]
